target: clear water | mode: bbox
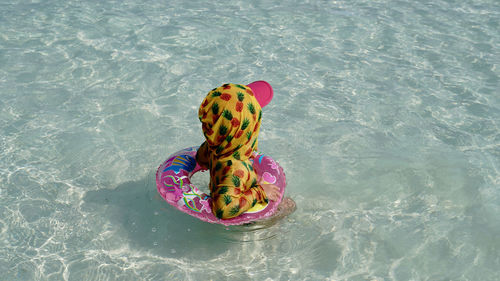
[1,0,499,280]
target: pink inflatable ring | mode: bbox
[156,146,286,226]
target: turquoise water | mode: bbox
[1,0,499,280]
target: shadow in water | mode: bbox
[82,171,233,259]
[82,170,287,259]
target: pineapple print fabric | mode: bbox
[197,83,268,219]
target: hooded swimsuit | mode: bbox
[196,83,268,219]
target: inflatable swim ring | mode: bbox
[156,146,286,226]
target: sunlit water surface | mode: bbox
[1,0,499,280]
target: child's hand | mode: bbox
[196,142,210,170]
[261,184,280,201]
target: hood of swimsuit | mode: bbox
[198,83,263,162]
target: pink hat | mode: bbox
[247,80,274,108]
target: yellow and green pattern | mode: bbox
[196,83,268,219]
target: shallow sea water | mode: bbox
[1,0,499,280]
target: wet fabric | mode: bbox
[196,83,268,219]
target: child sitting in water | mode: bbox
[196,81,294,220]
